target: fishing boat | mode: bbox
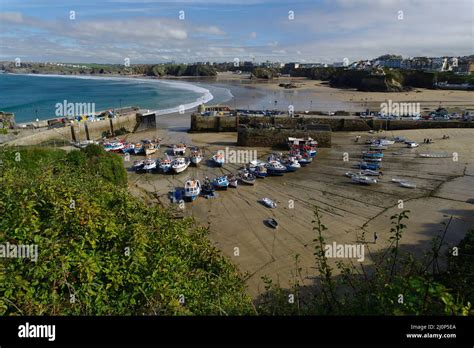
[190,148,203,165]
[261,197,277,208]
[173,143,187,156]
[202,177,215,194]
[212,175,229,190]
[142,159,157,172]
[265,218,278,229]
[144,142,159,156]
[184,179,201,201]
[240,171,256,185]
[363,157,382,162]
[103,141,125,152]
[399,181,416,189]
[171,157,190,174]
[158,158,172,173]
[212,152,225,167]
[132,160,144,171]
[362,151,384,158]
[249,165,268,178]
[351,175,378,185]
[266,160,287,176]
[227,174,238,188]
[297,154,313,166]
[282,157,301,172]
[133,142,144,155]
[357,162,381,170]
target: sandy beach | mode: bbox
[123,120,474,298]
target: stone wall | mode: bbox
[6,113,138,146]
[191,114,474,133]
[237,127,332,148]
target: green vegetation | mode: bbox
[256,208,472,315]
[251,67,277,79]
[0,146,253,315]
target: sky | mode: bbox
[0,0,472,64]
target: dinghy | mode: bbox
[400,181,416,189]
[351,175,377,185]
[261,197,277,208]
[228,174,238,188]
[265,218,278,229]
[240,171,256,185]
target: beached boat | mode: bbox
[361,169,382,176]
[103,141,125,152]
[265,218,278,229]
[240,171,256,185]
[190,148,203,165]
[212,175,229,190]
[133,142,144,155]
[418,153,451,158]
[158,158,172,173]
[132,160,144,171]
[228,174,238,188]
[142,159,157,172]
[400,181,416,189]
[363,156,383,162]
[377,139,395,146]
[369,145,387,151]
[357,162,381,170]
[297,155,313,166]
[184,179,201,201]
[266,160,287,175]
[144,142,159,156]
[72,140,98,149]
[406,141,419,148]
[212,153,225,167]
[173,143,187,156]
[345,172,357,178]
[351,175,377,185]
[261,197,277,208]
[362,151,384,158]
[202,177,215,194]
[282,158,301,172]
[171,157,190,174]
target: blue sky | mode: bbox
[0,0,472,63]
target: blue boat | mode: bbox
[266,160,287,176]
[212,175,229,190]
[357,162,381,170]
[362,151,384,158]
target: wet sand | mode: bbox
[124,124,474,298]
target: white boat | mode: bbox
[361,169,381,176]
[212,153,225,167]
[184,179,201,201]
[391,178,404,183]
[190,149,203,165]
[266,160,287,175]
[261,197,277,208]
[351,175,377,185]
[400,181,416,189]
[345,172,356,178]
[158,158,172,173]
[240,171,256,185]
[173,143,187,156]
[132,160,144,171]
[418,153,451,158]
[406,142,419,148]
[144,142,159,156]
[377,139,395,146]
[142,159,157,172]
[171,157,190,173]
[228,174,238,188]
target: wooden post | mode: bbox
[70,124,77,142]
[109,118,114,136]
[84,122,90,140]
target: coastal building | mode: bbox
[284,62,300,70]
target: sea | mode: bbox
[0,73,233,124]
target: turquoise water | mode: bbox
[0,74,232,123]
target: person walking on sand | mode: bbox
[374,232,378,244]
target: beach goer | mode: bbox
[374,232,378,244]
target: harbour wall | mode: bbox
[5,113,138,146]
[190,114,474,132]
